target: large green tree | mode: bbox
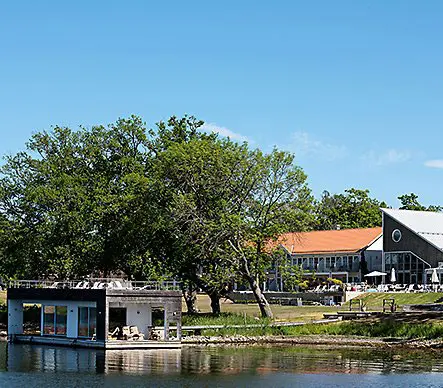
[153,136,248,314]
[0,116,158,279]
[398,193,442,212]
[315,188,387,230]
[222,149,314,318]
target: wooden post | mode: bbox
[164,307,169,341]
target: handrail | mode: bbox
[8,279,181,291]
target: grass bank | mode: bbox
[183,311,443,340]
[352,292,443,310]
[195,322,443,339]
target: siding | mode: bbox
[383,213,443,266]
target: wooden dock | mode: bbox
[323,311,379,320]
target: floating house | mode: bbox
[7,279,182,349]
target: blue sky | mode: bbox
[1,0,442,206]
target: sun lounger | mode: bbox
[129,326,145,340]
[121,325,145,340]
[113,281,124,290]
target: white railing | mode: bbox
[8,279,181,291]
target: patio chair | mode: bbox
[122,326,132,340]
[129,326,145,340]
[113,280,125,290]
[109,327,121,339]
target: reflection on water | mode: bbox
[3,342,443,376]
[2,342,443,387]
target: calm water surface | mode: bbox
[1,342,443,387]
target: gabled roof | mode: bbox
[382,208,443,251]
[271,227,382,255]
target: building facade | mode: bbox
[382,208,443,285]
[268,227,383,290]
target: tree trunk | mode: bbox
[182,287,198,314]
[208,291,221,314]
[246,274,273,319]
[227,239,274,319]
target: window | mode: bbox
[325,257,331,269]
[78,307,97,338]
[392,229,402,243]
[43,305,67,336]
[55,306,67,335]
[43,306,55,335]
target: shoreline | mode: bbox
[182,334,443,350]
[3,333,443,350]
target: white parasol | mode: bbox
[432,268,440,284]
[390,268,396,283]
[364,271,387,277]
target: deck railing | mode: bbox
[8,279,181,291]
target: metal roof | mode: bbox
[382,208,443,251]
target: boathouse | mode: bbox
[7,279,182,349]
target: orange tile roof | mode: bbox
[270,227,382,255]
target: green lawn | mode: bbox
[185,295,337,322]
[0,291,5,306]
[187,293,443,322]
[350,292,443,310]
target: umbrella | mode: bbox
[432,268,440,284]
[390,268,396,283]
[364,271,387,277]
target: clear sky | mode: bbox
[1,1,442,207]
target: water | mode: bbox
[1,342,443,387]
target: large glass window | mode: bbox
[385,252,431,284]
[55,306,67,335]
[43,306,55,335]
[78,307,97,338]
[43,305,67,336]
[78,307,89,337]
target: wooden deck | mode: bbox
[323,311,380,320]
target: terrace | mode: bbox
[8,278,181,291]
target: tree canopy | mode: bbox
[398,193,442,212]
[315,188,387,230]
[1,114,441,317]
